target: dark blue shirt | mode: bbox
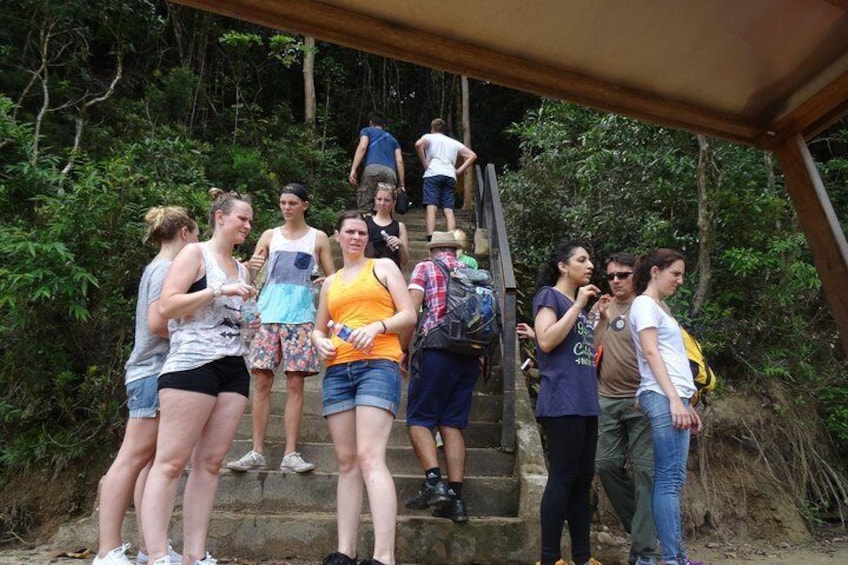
[360,126,400,169]
[533,286,600,417]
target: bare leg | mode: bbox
[181,392,248,562]
[96,417,158,557]
[139,389,216,562]
[284,372,306,455]
[438,426,466,483]
[443,208,456,232]
[425,205,438,236]
[408,424,439,472]
[251,369,275,454]
[134,460,153,553]
[356,406,396,565]
[327,409,361,559]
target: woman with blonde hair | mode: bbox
[140,188,258,565]
[93,207,198,565]
[312,211,416,565]
[365,183,409,268]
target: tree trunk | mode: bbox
[303,36,316,127]
[690,134,712,319]
[461,75,473,210]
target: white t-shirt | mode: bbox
[629,295,696,399]
[421,133,465,179]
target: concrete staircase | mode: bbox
[55,206,547,564]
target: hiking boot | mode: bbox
[322,552,357,565]
[431,497,468,523]
[92,544,133,565]
[226,450,266,472]
[405,478,451,509]
[136,541,181,564]
[279,451,315,473]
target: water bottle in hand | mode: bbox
[327,320,354,342]
[380,230,399,251]
[240,298,259,325]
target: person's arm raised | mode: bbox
[158,243,255,319]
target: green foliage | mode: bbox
[501,100,848,455]
[821,385,848,445]
[0,98,346,475]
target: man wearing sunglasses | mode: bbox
[593,253,661,565]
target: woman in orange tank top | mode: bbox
[312,211,416,565]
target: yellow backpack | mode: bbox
[681,327,717,405]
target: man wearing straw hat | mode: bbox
[402,231,479,523]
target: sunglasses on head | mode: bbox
[606,271,633,281]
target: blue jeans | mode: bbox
[637,391,691,565]
[322,359,402,417]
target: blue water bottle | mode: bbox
[328,320,353,342]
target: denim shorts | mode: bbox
[126,374,160,419]
[422,175,456,209]
[322,359,401,417]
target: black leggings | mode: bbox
[539,415,599,565]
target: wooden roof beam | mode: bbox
[775,134,848,353]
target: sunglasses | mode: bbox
[606,272,633,281]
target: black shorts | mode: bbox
[159,356,251,398]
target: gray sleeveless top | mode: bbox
[160,243,248,375]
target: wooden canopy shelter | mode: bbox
[172,0,848,349]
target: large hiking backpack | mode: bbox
[681,327,718,405]
[416,258,501,357]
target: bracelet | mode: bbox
[380,320,388,334]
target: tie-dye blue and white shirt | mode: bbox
[258,227,318,324]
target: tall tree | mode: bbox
[461,75,472,209]
[303,36,316,127]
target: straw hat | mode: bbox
[427,231,462,249]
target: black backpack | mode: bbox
[416,258,501,357]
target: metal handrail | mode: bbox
[475,163,517,453]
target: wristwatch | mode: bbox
[212,284,223,299]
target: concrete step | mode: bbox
[55,510,531,564]
[224,440,515,477]
[245,388,504,421]
[177,470,518,516]
[237,414,504,448]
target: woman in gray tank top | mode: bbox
[93,206,197,565]
[140,188,259,565]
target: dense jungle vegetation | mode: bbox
[1,0,847,537]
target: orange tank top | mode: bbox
[326,259,402,366]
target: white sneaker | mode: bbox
[279,451,315,473]
[92,543,132,565]
[226,450,266,472]
[194,551,217,565]
[136,543,181,564]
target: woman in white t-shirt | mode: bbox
[629,248,703,565]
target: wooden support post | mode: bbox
[775,134,848,352]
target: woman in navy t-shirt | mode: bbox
[532,240,603,565]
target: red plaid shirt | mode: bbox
[408,251,461,333]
